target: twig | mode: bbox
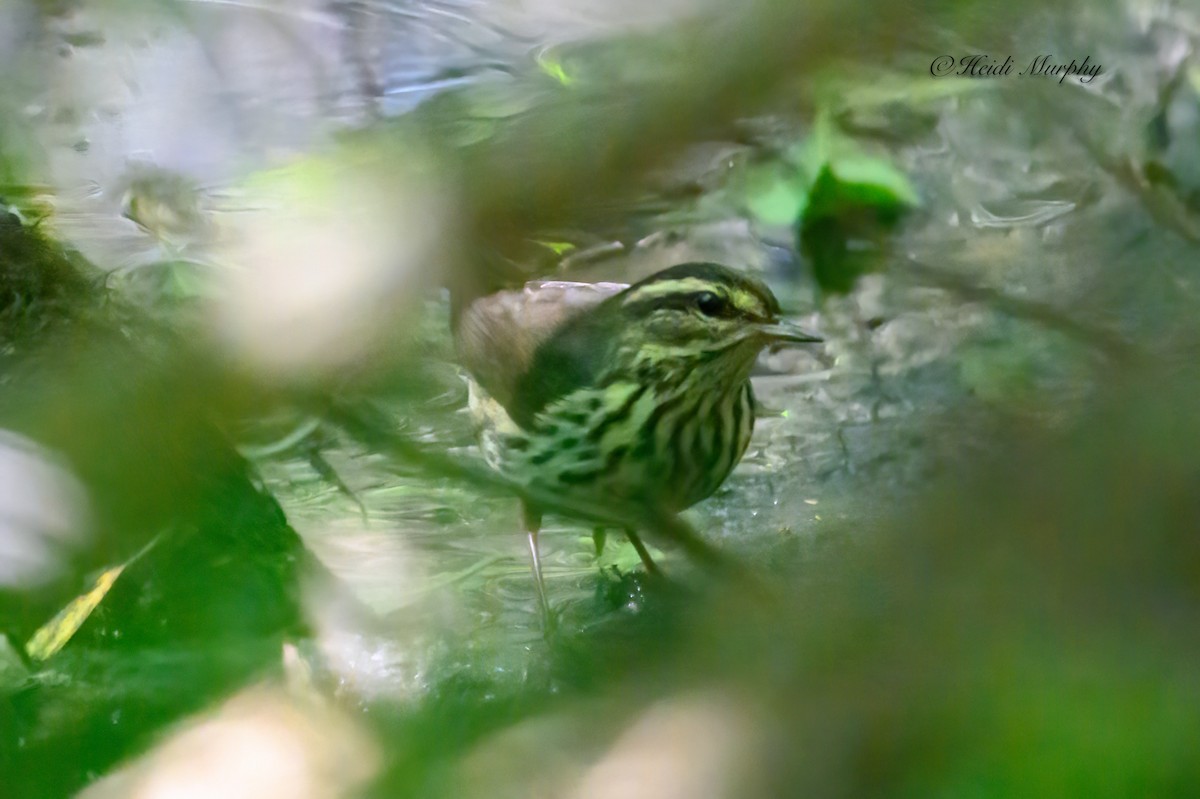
[1022,82,1200,245]
[323,401,764,589]
[894,257,1141,362]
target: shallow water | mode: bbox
[6,0,1199,794]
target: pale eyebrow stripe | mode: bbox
[621,277,718,303]
[726,288,768,317]
[622,277,771,317]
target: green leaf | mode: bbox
[742,162,809,226]
[26,535,160,662]
[794,109,920,294]
[536,51,575,87]
[827,155,920,208]
[533,240,577,256]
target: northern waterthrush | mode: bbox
[455,262,821,620]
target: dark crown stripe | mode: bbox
[619,262,782,317]
[621,290,743,320]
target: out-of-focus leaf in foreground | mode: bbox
[796,110,920,294]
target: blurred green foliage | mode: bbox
[736,108,920,294]
[0,215,312,796]
[3,0,1200,797]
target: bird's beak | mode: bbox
[756,319,822,344]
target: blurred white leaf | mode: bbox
[210,154,451,383]
[0,430,91,590]
[79,686,380,799]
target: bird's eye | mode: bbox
[695,292,726,317]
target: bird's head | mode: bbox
[606,262,821,382]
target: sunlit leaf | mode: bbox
[536,51,575,87]
[25,564,126,662]
[25,536,160,662]
[795,110,920,294]
[828,155,920,208]
[742,163,809,226]
[533,240,577,256]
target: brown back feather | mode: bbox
[455,280,626,409]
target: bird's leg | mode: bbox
[625,528,663,577]
[521,501,554,634]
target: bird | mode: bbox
[454,261,821,625]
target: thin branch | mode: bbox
[894,257,1141,362]
[1022,81,1200,246]
[324,401,764,588]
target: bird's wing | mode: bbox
[455,280,627,412]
